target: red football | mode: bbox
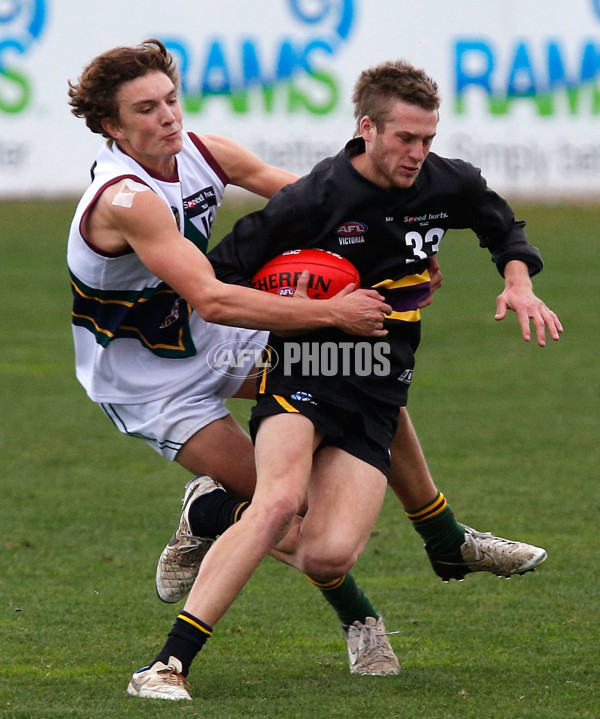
[251,248,360,299]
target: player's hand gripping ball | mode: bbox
[251,248,360,299]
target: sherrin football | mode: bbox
[251,248,360,299]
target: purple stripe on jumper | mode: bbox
[380,282,431,312]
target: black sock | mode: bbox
[151,611,213,676]
[187,488,249,537]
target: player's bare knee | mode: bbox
[301,545,359,579]
[244,495,300,545]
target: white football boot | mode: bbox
[156,475,222,603]
[342,616,400,676]
[127,657,192,700]
[427,525,547,582]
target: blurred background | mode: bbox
[2,0,600,201]
[1,4,598,716]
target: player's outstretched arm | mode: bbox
[494,260,563,347]
[106,189,390,337]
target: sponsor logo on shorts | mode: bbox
[291,391,317,404]
[206,339,279,378]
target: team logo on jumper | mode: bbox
[337,221,367,245]
[207,339,278,378]
[160,298,182,329]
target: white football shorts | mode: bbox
[100,329,269,460]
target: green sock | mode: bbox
[307,573,378,626]
[405,492,465,556]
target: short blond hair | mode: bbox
[352,60,440,133]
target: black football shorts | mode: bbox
[249,388,399,477]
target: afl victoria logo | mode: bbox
[337,220,367,245]
[337,221,368,236]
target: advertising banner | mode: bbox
[2,0,600,199]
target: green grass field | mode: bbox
[1,198,598,719]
